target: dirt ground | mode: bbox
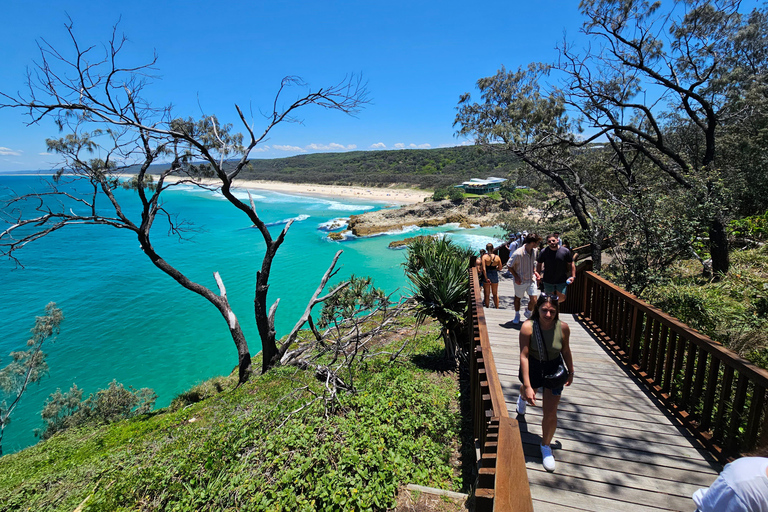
[394,486,469,512]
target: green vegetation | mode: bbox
[0,321,463,511]
[234,146,522,190]
[0,303,63,457]
[643,245,768,369]
[38,380,157,441]
[404,237,475,360]
[456,1,768,274]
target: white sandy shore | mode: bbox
[162,176,431,204]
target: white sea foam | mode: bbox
[317,218,349,231]
[264,214,310,227]
[325,231,357,242]
[355,224,423,239]
[326,201,375,212]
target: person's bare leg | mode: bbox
[541,388,561,446]
[484,282,491,307]
[514,296,521,312]
[557,291,567,303]
[528,294,538,312]
[492,283,500,308]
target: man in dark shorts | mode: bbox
[536,234,575,303]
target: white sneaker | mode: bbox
[541,444,556,472]
[524,309,532,319]
[516,395,526,415]
[513,311,521,324]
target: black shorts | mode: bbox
[519,357,564,396]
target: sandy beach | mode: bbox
[162,176,431,204]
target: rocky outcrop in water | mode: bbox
[347,197,514,237]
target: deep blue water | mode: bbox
[0,175,503,454]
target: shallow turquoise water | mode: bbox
[0,175,504,454]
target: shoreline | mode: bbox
[162,176,431,204]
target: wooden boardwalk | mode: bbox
[482,272,720,511]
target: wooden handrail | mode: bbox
[573,267,768,461]
[468,267,533,511]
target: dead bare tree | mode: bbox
[0,20,369,383]
[277,277,413,417]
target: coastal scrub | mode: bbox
[0,321,464,511]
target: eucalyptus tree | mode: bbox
[455,64,612,268]
[457,0,768,275]
[557,0,768,274]
[0,22,368,382]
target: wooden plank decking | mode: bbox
[481,272,720,511]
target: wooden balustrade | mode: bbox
[570,265,768,462]
[468,267,533,511]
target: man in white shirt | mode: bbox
[507,233,541,324]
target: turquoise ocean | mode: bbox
[0,174,503,454]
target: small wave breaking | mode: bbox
[264,214,310,227]
[317,218,350,231]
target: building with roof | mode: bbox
[458,177,507,194]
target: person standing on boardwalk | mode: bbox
[516,293,574,472]
[536,234,575,303]
[482,242,502,309]
[507,233,541,325]
[476,249,486,288]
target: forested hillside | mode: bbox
[235,146,523,189]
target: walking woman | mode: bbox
[482,243,502,308]
[516,293,574,472]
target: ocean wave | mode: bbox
[326,201,375,211]
[264,214,310,227]
[317,218,349,231]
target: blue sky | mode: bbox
[0,1,586,172]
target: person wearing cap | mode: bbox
[508,232,523,254]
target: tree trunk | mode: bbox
[255,274,278,374]
[227,324,252,385]
[590,239,603,272]
[709,217,730,275]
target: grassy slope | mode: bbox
[644,245,768,368]
[0,322,463,512]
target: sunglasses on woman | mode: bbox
[538,293,559,304]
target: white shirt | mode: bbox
[693,457,768,512]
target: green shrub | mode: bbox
[431,187,449,201]
[729,211,768,240]
[447,187,464,202]
[0,324,463,511]
[38,380,156,440]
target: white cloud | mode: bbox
[305,143,357,151]
[409,143,431,149]
[38,152,51,156]
[370,143,386,149]
[252,145,271,153]
[273,144,305,152]
[0,147,22,156]
[394,143,405,149]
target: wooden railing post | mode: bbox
[467,267,533,510]
[578,270,768,462]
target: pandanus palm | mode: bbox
[403,237,474,359]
